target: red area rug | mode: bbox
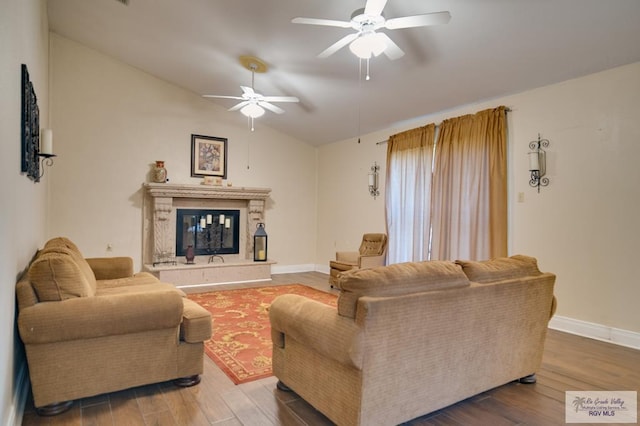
[188,284,337,385]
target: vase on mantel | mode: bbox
[153,160,167,183]
[185,245,195,264]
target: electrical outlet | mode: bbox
[517,192,525,203]
[106,243,113,251]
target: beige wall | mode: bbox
[49,34,318,272]
[316,128,389,263]
[317,62,640,336]
[0,0,50,423]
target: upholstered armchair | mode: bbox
[329,233,387,287]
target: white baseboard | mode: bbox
[271,264,317,274]
[549,315,640,350]
[315,264,330,274]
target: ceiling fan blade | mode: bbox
[261,96,299,103]
[202,95,244,100]
[258,101,285,114]
[378,33,405,60]
[385,11,451,30]
[318,33,359,58]
[364,0,388,17]
[228,101,250,112]
[240,86,255,96]
[292,17,352,28]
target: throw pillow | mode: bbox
[455,255,541,283]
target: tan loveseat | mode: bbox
[270,255,556,426]
[16,237,212,415]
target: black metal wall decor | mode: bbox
[21,64,40,182]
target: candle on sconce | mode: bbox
[369,172,378,188]
[206,214,212,224]
[41,129,53,155]
[200,218,206,229]
[219,214,225,225]
[528,151,540,171]
[225,218,231,229]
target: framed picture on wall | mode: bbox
[191,134,227,178]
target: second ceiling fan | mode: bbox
[292,0,451,60]
[202,56,299,131]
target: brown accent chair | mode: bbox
[270,255,557,426]
[16,237,212,416]
[329,233,387,287]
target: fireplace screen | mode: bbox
[176,209,240,256]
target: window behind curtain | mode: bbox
[385,107,507,263]
[385,125,435,264]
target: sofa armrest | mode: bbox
[86,257,134,280]
[358,254,385,269]
[18,290,183,344]
[336,251,359,264]
[269,294,364,369]
[180,298,212,343]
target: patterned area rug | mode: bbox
[187,284,337,385]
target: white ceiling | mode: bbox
[47,0,640,146]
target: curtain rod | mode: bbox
[375,108,512,145]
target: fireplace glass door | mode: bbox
[176,209,240,256]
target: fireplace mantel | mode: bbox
[144,182,271,201]
[142,183,272,286]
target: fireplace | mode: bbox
[176,209,240,256]
[142,183,273,287]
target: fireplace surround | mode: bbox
[142,183,272,287]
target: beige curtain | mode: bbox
[385,124,436,263]
[430,106,507,260]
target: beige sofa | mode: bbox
[270,255,556,426]
[16,237,212,415]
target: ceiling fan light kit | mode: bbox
[240,103,265,119]
[349,32,387,59]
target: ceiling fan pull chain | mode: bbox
[366,58,371,81]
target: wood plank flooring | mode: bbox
[21,272,640,425]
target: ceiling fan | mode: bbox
[292,0,451,61]
[202,56,299,131]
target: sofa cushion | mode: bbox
[337,261,470,319]
[95,281,182,297]
[455,255,542,283]
[39,245,97,295]
[45,236,83,256]
[28,252,94,301]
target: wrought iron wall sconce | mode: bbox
[528,134,550,193]
[37,129,56,180]
[368,161,380,199]
[38,152,57,180]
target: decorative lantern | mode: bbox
[253,223,268,261]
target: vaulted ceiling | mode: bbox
[47,0,640,146]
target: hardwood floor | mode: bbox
[21,272,640,426]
